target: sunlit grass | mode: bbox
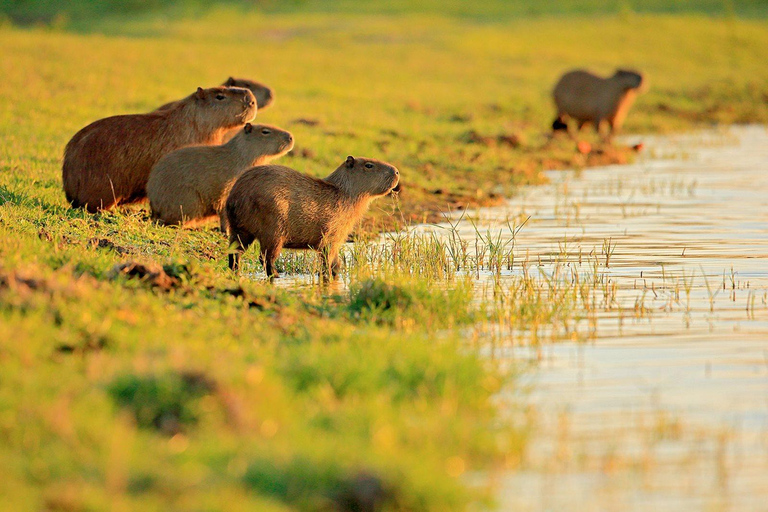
[2,5,768,511]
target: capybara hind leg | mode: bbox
[228,233,255,273]
[260,241,283,279]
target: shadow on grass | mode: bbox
[0,184,92,220]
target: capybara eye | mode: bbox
[262,129,271,135]
[364,163,374,169]
[215,94,226,100]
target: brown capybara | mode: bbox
[62,86,257,212]
[147,123,294,228]
[552,69,645,139]
[225,156,400,278]
[156,77,274,112]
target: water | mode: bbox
[455,126,768,511]
[268,126,768,510]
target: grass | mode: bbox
[1,2,768,510]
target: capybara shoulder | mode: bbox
[147,123,294,227]
[63,86,256,212]
[225,156,400,277]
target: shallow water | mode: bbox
[458,126,768,511]
[267,126,768,510]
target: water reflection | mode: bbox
[470,125,768,511]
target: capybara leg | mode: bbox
[597,119,613,143]
[228,233,255,273]
[330,256,341,278]
[261,241,283,279]
[318,245,340,280]
[552,115,568,133]
[218,211,229,235]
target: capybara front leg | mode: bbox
[318,245,341,280]
[218,211,229,235]
[598,119,614,143]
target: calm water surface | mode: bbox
[463,126,768,512]
[274,126,768,510]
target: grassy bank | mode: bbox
[1,5,768,511]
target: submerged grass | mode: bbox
[2,3,768,510]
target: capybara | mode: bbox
[225,156,400,278]
[156,77,274,111]
[552,69,645,139]
[62,86,257,212]
[147,123,294,228]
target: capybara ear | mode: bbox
[345,156,355,168]
[196,87,205,100]
[244,123,253,134]
[226,77,236,86]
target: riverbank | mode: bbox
[1,8,768,510]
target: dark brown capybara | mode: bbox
[552,69,645,140]
[225,156,400,278]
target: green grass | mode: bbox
[1,3,768,510]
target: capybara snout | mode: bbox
[614,69,644,90]
[341,155,400,197]
[224,76,274,110]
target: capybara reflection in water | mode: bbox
[225,156,400,278]
[63,86,257,212]
[147,123,294,228]
[156,77,274,112]
[552,69,645,140]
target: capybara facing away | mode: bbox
[552,69,645,139]
[147,123,294,228]
[226,156,400,278]
[63,86,257,212]
[156,77,274,111]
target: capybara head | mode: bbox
[192,86,257,128]
[613,69,644,91]
[236,123,294,157]
[224,77,274,110]
[329,156,400,198]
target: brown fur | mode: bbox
[147,123,294,228]
[156,77,274,111]
[226,156,400,278]
[552,69,645,139]
[62,86,257,212]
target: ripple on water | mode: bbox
[471,125,768,512]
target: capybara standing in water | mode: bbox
[225,156,400,278]
[147,123,294,228]
[552,69,645,140]
[63,86,257,212]
[155,77,274,112]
